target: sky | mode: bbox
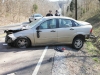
[49,0,67,2]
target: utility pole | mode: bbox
[75,0,77,20]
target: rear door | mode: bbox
[57,19,77,44]
[35,19,58,45]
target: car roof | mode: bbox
[43,16,76,21]
[34,14,42,15]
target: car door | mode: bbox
[34,19,58,45]
[57,19,77,44]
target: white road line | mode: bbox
[7,73,15,75]
[3,43,8,45]
[32,46,48,75]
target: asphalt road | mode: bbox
[0,22,99,75]
[0,23,56,75]
[0,37,56,75]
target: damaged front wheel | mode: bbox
[15,37,31,48]
[8,43,15,47]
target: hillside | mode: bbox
[78,1,100,62]
[77,0,100,50]
[67,0,100,49]
[0,0,59,26]
[65,0,100,62]
[85,12,100,49]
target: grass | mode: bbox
[82,11,100,63]
[86,42,97,55]
[93,57,100,63]
[86,42,100,63]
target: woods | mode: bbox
[0,0,100,25]
[64,0,100,19]
[0,0,59,25]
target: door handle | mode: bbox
[37,30,42,32]
[70,28,74,30]
[37,30,41,38]
[51,30,56,32]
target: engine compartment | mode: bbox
[4,29,26,35]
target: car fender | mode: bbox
[8,34,17,41]
[73,33,85,42]
[75,32,86,36]
[8,29,35,45]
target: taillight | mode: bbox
[90,28,92,33]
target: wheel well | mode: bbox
[73,35,85,42]
[16,36,32,46]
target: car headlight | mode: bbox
[8,34,16,41]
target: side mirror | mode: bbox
[36,26,40,30]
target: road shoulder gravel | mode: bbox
[52,45,100,75]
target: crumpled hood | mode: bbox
[77,21,91,25]
[4,28,23,34]
[4,26,29,34]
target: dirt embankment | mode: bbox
[85,13,100,50]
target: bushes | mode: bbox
[33,4,38,12]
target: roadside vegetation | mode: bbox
[0,0,59,26]
[65,0,100,62]
[86,42,100,63]
[85,12,100,63]
[81,1,100,63]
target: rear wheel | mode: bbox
[15,37,31,48]
[72,38,84,50]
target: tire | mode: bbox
[8,42,15,47]
[72,38,84,50]
[15,37,31,48]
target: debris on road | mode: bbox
[54,46,66,52]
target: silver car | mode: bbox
[5,16,92,50]
[29,14,43,23]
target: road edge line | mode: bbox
[32,46,48,75]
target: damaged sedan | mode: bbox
[4,17,92,50]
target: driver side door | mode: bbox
[34,19,58,45]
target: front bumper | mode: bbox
[5,35,13,43]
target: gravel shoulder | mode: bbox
[52,45,100,75]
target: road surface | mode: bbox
[0,22,99,75]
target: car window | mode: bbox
[34,14,42,17]
[31,14,42,17]
[59,19,73,28]
[73,21,80,27]
[39,19,56,29]
[29,18,44,28]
